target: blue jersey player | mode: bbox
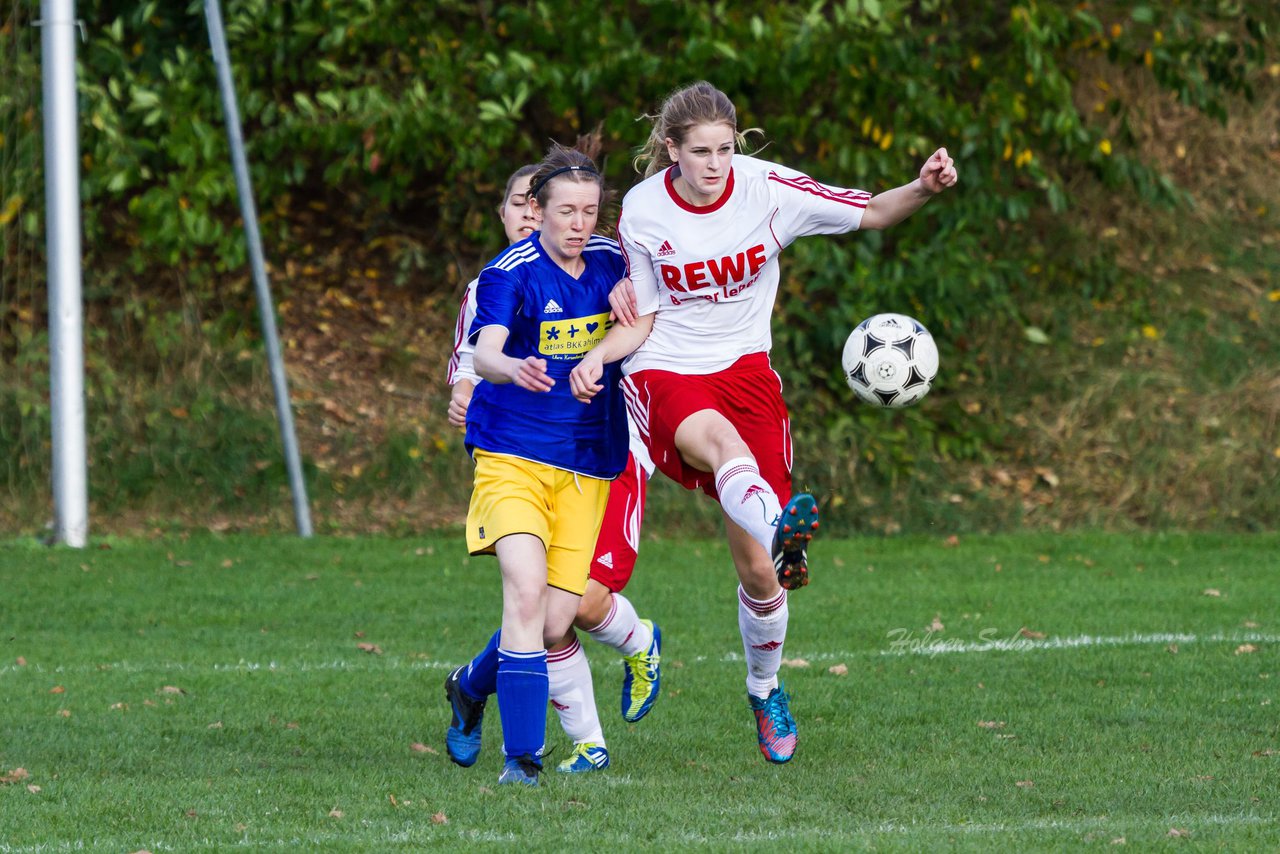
[444,143,630,787]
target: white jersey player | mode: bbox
[446,165,540,428]
[570,81,957,765]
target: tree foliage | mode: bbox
[1,0,1274,519]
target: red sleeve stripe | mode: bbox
[768,172,870,208]
[446,289,470,382]
[616,213,634,275]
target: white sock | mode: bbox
[739,585,788,699]
[716,457,783,555]
[587,592,651,657]
[547,635,605,746]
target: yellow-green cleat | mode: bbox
[556,742,610,773]
[620,619,661,723]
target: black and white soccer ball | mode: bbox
[842,313,939,408]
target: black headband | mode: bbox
[528,165,599,201]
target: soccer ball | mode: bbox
[842,313,939,408]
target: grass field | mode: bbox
[1,531,1276,850]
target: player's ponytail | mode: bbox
[634,81,763,178]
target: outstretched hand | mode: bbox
[511,356,554,393]
[919,147,958,194]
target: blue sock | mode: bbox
[497,648,548,763]
[459,629,501,699]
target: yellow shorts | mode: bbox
[466,451,609,595]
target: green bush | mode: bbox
[2,0,1274,526]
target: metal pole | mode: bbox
[41,0,88,547]
[203,0,313,536]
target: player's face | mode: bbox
[667,122,735,205]
[533,179,600,270]
[499,175,539,244]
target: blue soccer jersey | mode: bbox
[464,233,629,480]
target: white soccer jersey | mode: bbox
[618,154,870,375]
[446,277,480,385]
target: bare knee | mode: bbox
[674,410,753,473]
[737,553,780,601]
[573,581,613,631]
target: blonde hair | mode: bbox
[634,81,762,178]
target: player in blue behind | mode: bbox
[444,143,630,787]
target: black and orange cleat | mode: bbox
[772,493,819,590]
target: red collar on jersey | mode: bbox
[664,164,736,214]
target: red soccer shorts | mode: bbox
[622,352,793,503]
[588,450,649,592]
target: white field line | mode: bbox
[874,630,1278,657]
[0,632,1273,678]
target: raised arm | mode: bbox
[859,147,958,231]
[473,325,555,393]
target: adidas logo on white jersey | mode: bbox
[656,240,676,257]
[596,551,614,568]
[543,299,563,314]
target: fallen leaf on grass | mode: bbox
[50,686,64,694]
[1,768,29,784]
[328,808,343,819]
[110,702,128,711]
[929,615,945,632]
[1019,627,1046,640]
[26,785,40,793]
[1235,644,1257,655]
[411,743,438,754]
[1015,780,1034,788]
[356,642,383,655]
[15,657,26,666]
[781,657,810,668]
[943,535,960,547]
[431,812,449,824]
[207,721,223,729]
[977,720,1006,729]
[1202,588,1221,597]
[57,709,70,718]
[388,794,400,808]
[828,664,849,676]
[1167,828,1190,838]
[159,686,186,695]
[1253,748,1277,757]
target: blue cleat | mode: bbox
[620,619,661,722]
[498,753,541,786]
[556,742,610,774]
[749,684,797,764]
[772,493,819,590]
[444,665,485,768]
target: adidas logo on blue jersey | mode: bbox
[543,299,563,314]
